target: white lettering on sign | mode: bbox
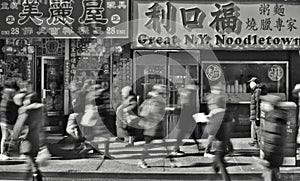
[268,65,284,81]
[134,1,300,49]
[18,0,43,25]
[6,15,15,25]
[215,34,300,46]
[47,0,74,25]
[138,34,181,47]
[79,0,108,25]
[205,65,222,81]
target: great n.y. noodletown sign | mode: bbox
[132,0,300,50]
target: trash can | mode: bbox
[260,101,297,166]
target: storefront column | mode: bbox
[64,39,70,115]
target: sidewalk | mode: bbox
[0,138,299,181]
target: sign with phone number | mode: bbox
[0,0,128,39]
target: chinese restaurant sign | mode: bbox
[133,1,300,50]
[0,0,128,38]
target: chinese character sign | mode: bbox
[133,1,300,49]
[209,2,242,34]
[79,0,108,25]
[47,0,74,25]
[18,0,44,25]
[0,0,128,38]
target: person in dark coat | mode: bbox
[248,77,267,148]
[259,95,287,181]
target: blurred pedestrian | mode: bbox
[80,83,113,159]
[292,84,300,145]
[137,84,178,168]
[259,95,287,181]
[204,87,233,158]
[0,79,19,160]
[206,93,233,181]
[171,85,203,156]
[248,77,267,148]
[116,86,138,146]
[66,80,101,155]
[10,84,47,181]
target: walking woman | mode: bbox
[206,93,233,181]
[138,84,178,168]
[10,84,46,181]
[172,85,203,155]
[116,86,138,146]
[80,83,113,159]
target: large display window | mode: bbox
[200,61,288,138]
[201,61,288,103]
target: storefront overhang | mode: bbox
[0,0,128,39]
[132,0,300,50]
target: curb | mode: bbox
[1,171,299,181]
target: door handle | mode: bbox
[42,89,46,99]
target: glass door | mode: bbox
[168,51,200,108]
[134,51,167,104]
[133,50,200,106]
[41,56,64,117]
[133,50,201,138]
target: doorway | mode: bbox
[41,56,64,132]
[133,50,200,106]
[133,50,201,138]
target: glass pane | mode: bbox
[134,51,166,103]
[43,58,64,116]
[201,61,288,103]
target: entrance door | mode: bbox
[134,51,167,104]
[41,57,64,132]
[133,50,200,138]
[133,50,200,106]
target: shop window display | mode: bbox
[201,61,288,103]
[201,61,288,137]
[0,56,28,81]
[0,38,33,83]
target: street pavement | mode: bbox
[0,138,300,180]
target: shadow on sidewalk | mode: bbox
[232,149,260,157]
[0,160,25,165]
[179,162,252,168]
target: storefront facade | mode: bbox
[0,0,130,134]
[131,0,300,138]
[0,0,300,140]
